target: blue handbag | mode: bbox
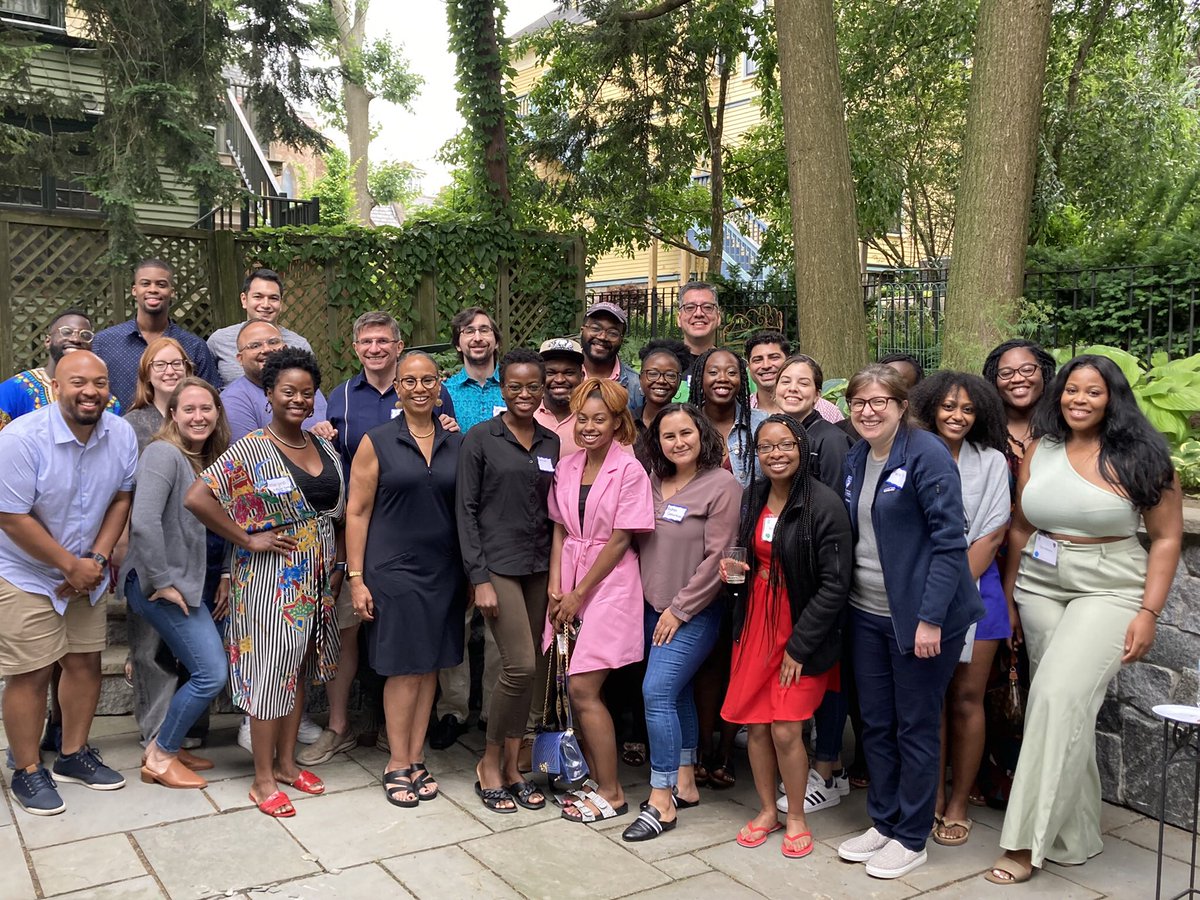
[532,625,589,783]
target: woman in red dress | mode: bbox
[720,414,853,858]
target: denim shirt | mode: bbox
[725,406,768,487]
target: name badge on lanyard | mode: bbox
[662,504,687,523]
[761,515,778,543]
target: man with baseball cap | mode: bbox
[580,301,643,409]
[534,338,586,455]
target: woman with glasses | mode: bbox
[634,340,689,436]
[124,338,194,452]
[457,348,559,814]
[982,340,1057,479]
[836,365,984,880]
[345,351,465,808]
[718,415,852,858]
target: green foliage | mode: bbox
[368,160,421,208]
[306,148,356,226]
[1172,439,1200,492]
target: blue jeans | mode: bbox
[641,602,722,790]
[126,572,227,754]
[853,608,965,852]
[813,684,848,764]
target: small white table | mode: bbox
[1152,705,1200,900]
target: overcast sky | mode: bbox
[364,1,557,197]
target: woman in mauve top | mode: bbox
[622,405,741,842]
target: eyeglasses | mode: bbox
[848,396,898,413]
[755,440,800,454]
[996,363,1039,381]
[398,375,440,390]
[461,325,494,337]
[679,302,719,316]
[504,382,543,395]
[150,359,187,373]
[355,337,398,348]
[238,337,284,352]
[582,322,622,341]
[643,369,680,384]
[55,326,95,342]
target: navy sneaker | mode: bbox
[11,766,66,816]
[52,746,125,791]
[40,720,62,754]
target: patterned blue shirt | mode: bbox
[444,367,505,433]
[0,405,138,612]
[0,367,120,430]
[91,319,221,410]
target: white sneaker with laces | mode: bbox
[838,826,892,862]
[864,839,927,879]
[297,714,322,744]
[237,716,252,754]
[803,768,843,813]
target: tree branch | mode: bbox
[606,0,695,23]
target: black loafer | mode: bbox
[428,715,465,750]
[622,803,677,842]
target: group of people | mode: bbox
[0,265,1184,887]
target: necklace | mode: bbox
[266,425,308,449]
[410,426,435,438]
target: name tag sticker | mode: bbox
[536,456,555,473]
[493,404,507,417]
[761,515,778,543]
[265,476,295,496]
[884,468,907,490]
[1032,533,1059,567]
[662,504,687,523]
[390,407,401,419]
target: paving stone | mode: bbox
[653,854,712,880]
[1101,800,1146,833]
[279,785,490,869]
[202,757,377,812]
[462,818,670,899]
[1044,832,1194,899]
[0,795,12,829]
[382,845,523,899]
[12,768,214,850]
[601,797,752,862]
[53,875,165,899]
[697,837,919,900]
[1111,815,1200,864]
[0,823,35,899]
[631,871,765,898]
[895,819,1008,892]
[435,766,560,832]
[133,807,319,900]
[243,861,401,898]
[31,833,146,897]
[915,869,1101,898]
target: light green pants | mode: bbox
[1000,535,1146,867]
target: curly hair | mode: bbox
[909,371,1007,454]
[1032,355,1174,509]
[982,339,1057,396]
[130,337,194,411]
[499,347,545,381]
[638,338,690,373]
[636,403,725,478]
[688,348,753,481]
[261,347,322,393]
[570,377,637,446]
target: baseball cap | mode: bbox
[538,337,585,364]
[584,301,628,326]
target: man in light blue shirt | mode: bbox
[0,351,138,816]
[443,306,505,434]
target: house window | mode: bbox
[0,173,101,214]
[0,0,59,23]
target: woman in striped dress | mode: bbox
[186,348,345,819]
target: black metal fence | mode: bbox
[195,194,321,231]
[592,265,1199,366]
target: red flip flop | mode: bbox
[252,790,295,818]
[782,830,814,858]
[736,820,782,848]
[284,770,325,795]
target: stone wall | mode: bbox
[1097,510,1200,828]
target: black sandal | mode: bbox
[622,803,676,842]
[410,761,438,801]
[507,779,546,810]
[475,780,517,814]
[708,756,736,789]
[621,741,647,767]
[383,768,419,808]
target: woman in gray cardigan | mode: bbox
[120,377,231,789]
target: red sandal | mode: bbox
[736,820,781,848]
[284,769,325,795]
[782,830,814,859]
[251,790,295,818]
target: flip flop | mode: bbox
[984,855,1034,885]
[736,820,782,848]
[251,790,295,818]
[283,769,325,795]
[933,817,973,846]
[782,830,814,859]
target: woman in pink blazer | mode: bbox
[548,377,655,824]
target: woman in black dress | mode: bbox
[345,351,466,808]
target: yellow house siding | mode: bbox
[132,168,199,229]
[25,44,105,111]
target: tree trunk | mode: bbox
[477,3,511,211]
[703,58,730,277]
[943,0,1052,369]
[331,0,374,225]
[775,0,868,377]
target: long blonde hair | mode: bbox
[152,377,231,472]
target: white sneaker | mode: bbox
[838,826,892,862]
[733,726,748,749]
[803,769,843,813]
[237,717,252,754]
[297,714,322,744]
[865,839,927,879]
[829,767,851,796]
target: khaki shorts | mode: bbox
[335,579,358,631]
[0,578,107,676]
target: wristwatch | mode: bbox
[89,552,108,567]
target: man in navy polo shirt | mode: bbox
[91,260,220,408]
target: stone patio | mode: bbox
[0,713,1193,899]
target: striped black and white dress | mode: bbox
[199,430,344,719]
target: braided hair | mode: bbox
[736,413,818,627]
[688,347,754,482]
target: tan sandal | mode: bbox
[932,817,972,846]
[985,855,1033,884]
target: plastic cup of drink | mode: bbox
[723,547,748,584]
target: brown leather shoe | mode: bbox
[140,758,207,789]
[177,748,214,771]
